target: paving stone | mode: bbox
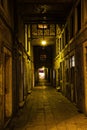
[5,85,87,130]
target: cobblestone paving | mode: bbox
[5,85,87,130]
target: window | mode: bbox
[28,25,31,52]
[70,55,75,68]
[77,0,81,31]
[25,24,28,51]
[60,62,62,80]
[38,24,48,29]
[56,38,59,55]
[65,59,69,82]
[32,24,56,36]
[0,0,4,7]
[60,38,62,51]
[62,33,64,49]
[65,25,69,45]
[70,13,74,39]
[40,54,46,61]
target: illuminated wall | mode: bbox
[53,0,87,115]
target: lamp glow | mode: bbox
[42,40,46,45]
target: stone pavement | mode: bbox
[5,85,87,130]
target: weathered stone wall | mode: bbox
[0,1,14,129]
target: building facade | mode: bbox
[0,0,34,129]
[53,0,87,115]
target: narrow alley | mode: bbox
[1,0,87,129]
[5,82,87,130]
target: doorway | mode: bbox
[3,47,12,123]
